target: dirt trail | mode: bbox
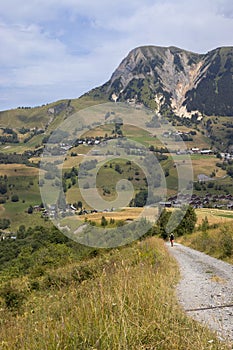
[167,243,233,343]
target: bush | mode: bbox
[220,227,233,258]
[29,280,40,291]
[159,206,197,238]
[42,273,71,290]
[0,218,10,229]
[11,194,19,202]
[27,205,33,214]
[0,285,25,311]
[101,216,108,227]
[71,264,96,283]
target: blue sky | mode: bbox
[1,0,233,110]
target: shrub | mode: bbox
[0,218,10,229]
[0,285,25,311]
[11,194,19,202]
[29,280,40,291]
[71,264,96,283]
[220,227,233,258]
[101,216,108,227]
[27,205,33,214]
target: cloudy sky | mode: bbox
[1,0,233,110]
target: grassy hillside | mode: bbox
[180,221,233,264]
[0,96,107,130]
[0,236,230,350]
[0,100,232,233]
[0,138,231,231]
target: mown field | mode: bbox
[195,208,233,225]
[121,124,211,150]
[78,207,157,223]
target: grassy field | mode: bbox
[121,124,211,151]
[0,236,230,350]
[0,173,51,231]
[165,207,233,226]
[82,124,115,138]
[195,208,233,225]
[78,207,158,223]
[65,157,148,207]
[59,207,233,236]
[122,124,161,147]
[0,156,231,231]
[0,96,107,129]
[180,221,233,264]
[190,154,225,179]
[0,119,230,232]
[0,164,39,177]
[170,154,226,180]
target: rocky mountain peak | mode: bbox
[100,45,233,118]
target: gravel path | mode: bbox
[167,243,233,343]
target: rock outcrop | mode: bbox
[96,45,233,117]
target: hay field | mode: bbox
[190,155,225,178]
[52,206,233,229]
[195,208,233,225]
[0,164,39,177]
[76,206,158,223]
[171,154,226,180]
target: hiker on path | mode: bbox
[169,233,174,247]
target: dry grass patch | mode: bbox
[180,222,233,264]
[0,237,229,350]
[0,164,39,177]
[190,156,225,179]
[76,207,158,224]
[210,275,226,284]
[195,208,233,226]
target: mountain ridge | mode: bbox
[89,45,233,118]
[1,44,233,119]
[1,44,233,147]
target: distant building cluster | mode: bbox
[160,193,233,210]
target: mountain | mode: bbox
[1,45,233,126]
[1,44,233,153]
[89,45,233,118]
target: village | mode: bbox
[161,193,233,210]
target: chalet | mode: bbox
[159,201,172,208]
[197,174,213,182]
[221,153,233,160]
[200,149,213,155]
[70,205,77,211]
[163,131,171,138]
[33,205,42,212]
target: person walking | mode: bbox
[169,233,174,247]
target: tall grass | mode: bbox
[180,222,233,264]
[0,237,230,349]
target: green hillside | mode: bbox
[0,234,229,350]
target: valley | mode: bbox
[0,118,232,232]
[0,44,233,348]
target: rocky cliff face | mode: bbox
[98,45,233,117]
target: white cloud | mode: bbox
[0,22,66,66]
[96,0,233,53]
